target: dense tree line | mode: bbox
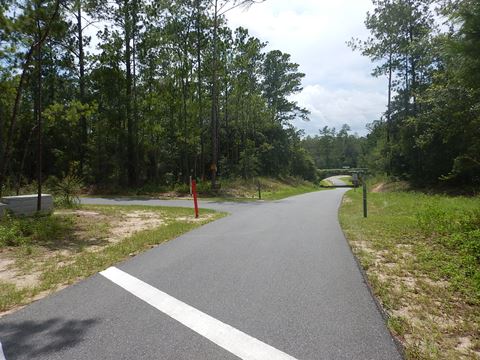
[350,0,480,187]
[0,0,316,195]
[301,125,364,170]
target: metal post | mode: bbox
[363,176,367,218]
[192,179,199,218]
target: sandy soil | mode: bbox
[0,209,165,293]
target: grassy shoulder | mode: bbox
[0,205,223,315]
[339,187,480,359]
[85,176,322,201]
[320,179,334,187]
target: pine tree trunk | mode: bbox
[210,0,219,189]
[196,0,204,180]
[36,16,43,211]
[78,0,87,176]
[125,0,135,187]
[0,0,60,197]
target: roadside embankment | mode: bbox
[340,185,480,359]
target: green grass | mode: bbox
[0,282,28,312]
[340,188,480,359]
[260,184,322,200]
[320,179,334,187]
[0,213,74,247]
[0,205,224,313]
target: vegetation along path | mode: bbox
[0,190,401,359]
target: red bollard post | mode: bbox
[192,179,199,218]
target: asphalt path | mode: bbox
[324,176,348,187]
[0,190,402,360]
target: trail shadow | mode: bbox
[0,317,99,359]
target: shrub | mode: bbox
[0,216,23,246]
[50,173,83,207]
[0,214,73,248]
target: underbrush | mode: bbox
[84,176,320,200]
[0,214,73,247]
[416,201,480,301]
[210,176,319,200]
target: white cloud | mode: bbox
[292,85,386,135]
[226,0,388,136]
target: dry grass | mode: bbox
[0,205,222,315]
[340,190,480,359]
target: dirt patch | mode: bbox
[0,256,16,283]
[372,183,385,193]
[0,208,166,314]
[342,196,352,204]
[0,252,40,289]
[109,211,163,243]
[0,254,15,272]
[1,206,220,318]
[351,234,480,357]
[175,213,215,223]
[158,191,187,198]
[456,337,480,357]
[55,210,101,217]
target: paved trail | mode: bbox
[324,176,349,187]
[0,190,402,360]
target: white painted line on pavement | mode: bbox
[0,341,7,360]
[100,266,298,360]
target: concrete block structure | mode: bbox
[1,194,54,216]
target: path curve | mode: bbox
[324,175,349,187]
[0,190,401,360]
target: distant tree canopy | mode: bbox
[0,0,315,193]
[301,125,364,170]
[2,0,478,194]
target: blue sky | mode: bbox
[226,0,387,136]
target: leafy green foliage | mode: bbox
[0,0,314,192]
[351,0,480,188]
[238,140,259,179]
[302,125,363,170]
[0,213,73,247]
[48,172,83,207]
